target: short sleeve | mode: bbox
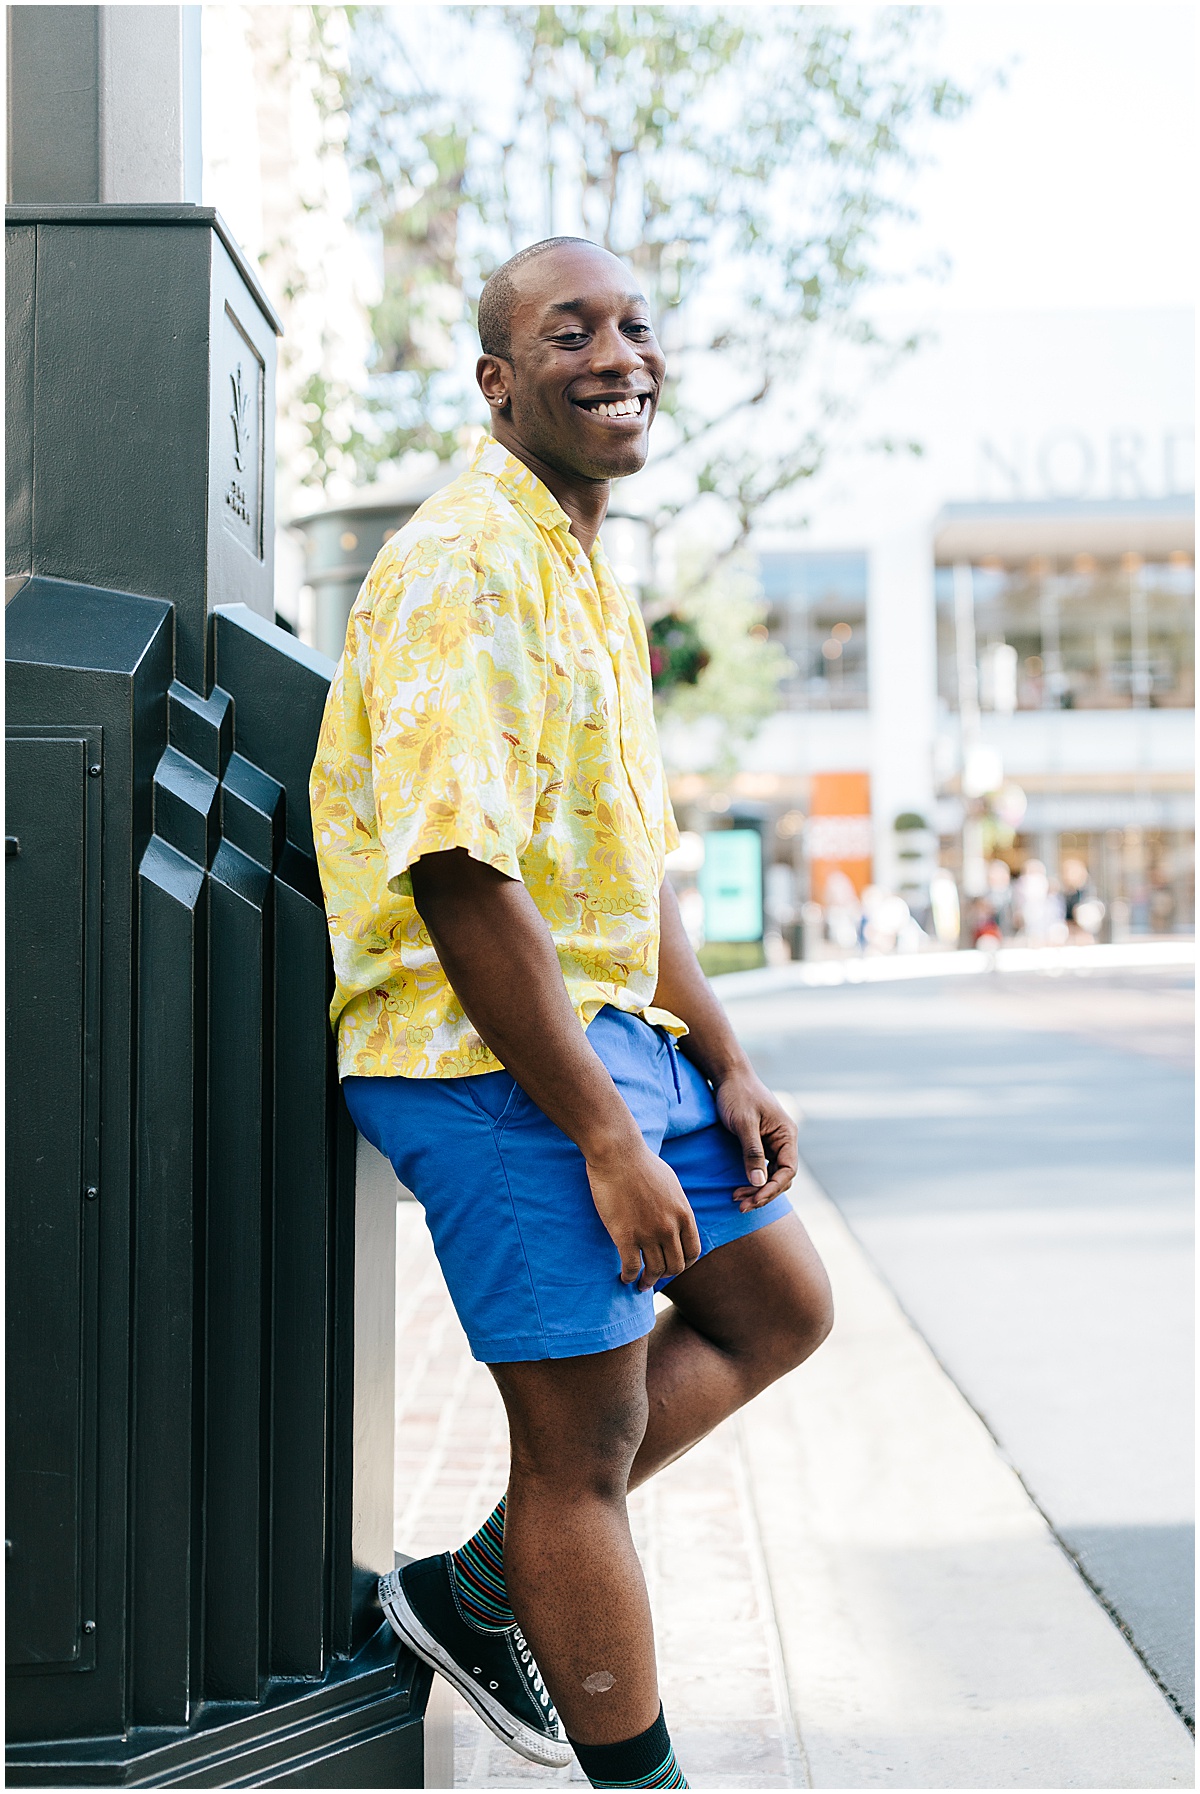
[358,533,546,896]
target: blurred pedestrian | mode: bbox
[311,239,832,1789]
[986,857,1015,936]
[823,868,862,953]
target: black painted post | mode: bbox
[5,205,428,1785]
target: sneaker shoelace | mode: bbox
[512,1624,560,1726]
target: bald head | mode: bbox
[478,237,622,361]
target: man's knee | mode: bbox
[738,1264,834,1387]
[786,1278,834,1366]
[495,1356,650,1499]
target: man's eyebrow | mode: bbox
[545,294,649,318]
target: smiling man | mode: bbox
[311,237,833,1789]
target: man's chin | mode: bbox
[566,439,649,481]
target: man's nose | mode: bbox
[589,323,642,376]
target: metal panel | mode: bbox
[28,219,212,684]
[5,727,102,1672]
[211,606,333,859]
[130,838,207,1726]
[206,236,277,624]
[10,210,280,693]
[269,861,337,1677]
[7,8,101,204]
[5,223,35,575]
[204,839,272,1701]
[351,1139,399,1650]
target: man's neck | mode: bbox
[490,423,609,554]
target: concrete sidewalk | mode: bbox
[394,1167,1193,1788]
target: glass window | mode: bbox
[756,551,868,710]
[935,555,1195,711]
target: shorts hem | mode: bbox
[657,1191,794,1288]
[466,1304,656,1366]
[700,1189,793,1253]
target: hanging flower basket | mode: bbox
[647,611,710,692]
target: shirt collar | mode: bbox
[472,434,573,535]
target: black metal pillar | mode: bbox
[5,206,427,1785]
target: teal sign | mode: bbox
[700,829,763,942]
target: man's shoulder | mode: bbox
[365,465,541,601]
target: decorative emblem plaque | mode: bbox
[221,304,264,559]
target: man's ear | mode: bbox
[476,354,512,414]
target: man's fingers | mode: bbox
[654,1237,686,1285]
[682,1211,702,1267]
[618,1240,644,1285]
[638,1238,674,1291]
[732,1120,798,1208]
[732,1113,769,1188]
[633,1217,698,1290]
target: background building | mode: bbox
[699,307,1195,948]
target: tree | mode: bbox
[305,3,969,556]
[291,6,969,737]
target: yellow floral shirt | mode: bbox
[310,436,682,1079]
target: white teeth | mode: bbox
[587,396,642,418]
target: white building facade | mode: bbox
[719,308,1194,942]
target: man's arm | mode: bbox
[409,849,701,1290]
[653,878,798,1211]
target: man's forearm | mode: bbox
[652,878,752,1084]
[409,849,642,1165]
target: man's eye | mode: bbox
[625,322,652,336]
[554,333,588,347]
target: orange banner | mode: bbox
[807,771,872,901]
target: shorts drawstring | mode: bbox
[660,1028,683,1103]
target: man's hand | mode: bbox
[585,1143,702,1291]
[713,1070,798,1212]
[651,879,799,1214]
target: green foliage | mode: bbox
[304,3,971,523]
[894,811,930,832]
[654,551,793,772]
[646,611,709,691]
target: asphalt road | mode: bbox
[722,963,1195,1725]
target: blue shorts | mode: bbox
[344,1006,792,1364]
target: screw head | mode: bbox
[88,764,101,777]
[83,1620,96,1633]
[85,1187,98,1201]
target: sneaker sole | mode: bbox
[378,1570,573,1768]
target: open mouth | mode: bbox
[572,393,650,421]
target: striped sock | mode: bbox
[570,1707,688,1789]
[449,1497,514,1632]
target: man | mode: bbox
[311,236,833,1790]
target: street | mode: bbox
[722,961,1195,1725]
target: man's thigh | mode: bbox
[661,1209,832,1365]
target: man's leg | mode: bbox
[486,1215,831,1752]
[488,1337,658,1747]
[632,1209,833,1488]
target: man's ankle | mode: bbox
[568,1706,687,1789]
[450,1496,514,1631]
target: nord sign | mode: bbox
[977,429,1194,503]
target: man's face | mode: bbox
[478,244,666,482]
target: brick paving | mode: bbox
[393,1202,807,1788]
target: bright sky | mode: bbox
[874,2,1197,313]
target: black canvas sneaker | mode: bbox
[379,1555,572,1767]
